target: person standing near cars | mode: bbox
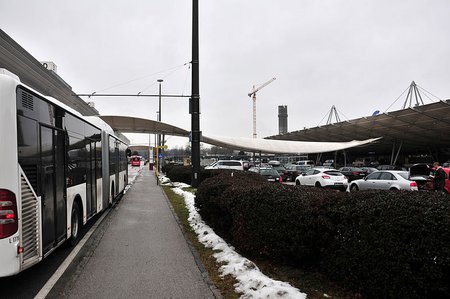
[432,162,446,192]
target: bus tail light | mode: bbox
[0,189,18,239]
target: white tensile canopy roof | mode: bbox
[99,115,380,154]
[201,135,380,154]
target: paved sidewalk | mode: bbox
[63,167,217,298]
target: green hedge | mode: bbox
[163,164,191,185]
[195,173,450,299]
[162,164,259,186]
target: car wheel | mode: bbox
[315,182,322,188]
[295,180,301,186]
[350,184,359,192]
[390,187,399,191]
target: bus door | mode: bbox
[85,139,97,218]
[115,147,120,196]
[40,125,66,254]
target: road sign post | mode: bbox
[153,145,168,185]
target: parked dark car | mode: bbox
[338,166,367,182]
[272,165,287,180]
[361,167,378,174]
[249,167,282,183]
[284,165,311,181]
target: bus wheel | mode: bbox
[111,183,115,204]
[68,202,81,247]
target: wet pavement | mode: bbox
[49,166,218,299]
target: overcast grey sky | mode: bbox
[1,0,450,147]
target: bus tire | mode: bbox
[68,202,81,247]
[111,183,115,204]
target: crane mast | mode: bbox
[248,77,276,138]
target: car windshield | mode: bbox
[273,166,285,171]
[260,169,279,176]
[296,166,310,170]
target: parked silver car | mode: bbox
[349,170,418,191]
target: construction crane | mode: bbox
[248,77,276,138]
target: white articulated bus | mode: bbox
[0,69,128,277]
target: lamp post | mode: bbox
[158,79,163,122]
[191,0,201,187]
[157,79,163,172]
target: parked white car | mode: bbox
[204,160,247,171]
[295,168,348,191]
[349,170,418,191]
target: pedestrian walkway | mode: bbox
[63,167,217,298]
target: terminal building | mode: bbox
[269,91,450,167]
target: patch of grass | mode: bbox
[253,259,362,299]
[162,186,240,299]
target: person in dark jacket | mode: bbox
[433,162,446,192]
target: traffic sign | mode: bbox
[150,145,168,149]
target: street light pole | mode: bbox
[191,0,201,187]
[158,79,163,122]
[157,79,163,172]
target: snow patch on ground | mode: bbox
[159,175,172,186]
[167,178,307,299]
[124,165,142,194]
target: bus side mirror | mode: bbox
[126,148,132,157]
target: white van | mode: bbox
[296,160,315,167]
[205,160,247,171]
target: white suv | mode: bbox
[205,160,247,171]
